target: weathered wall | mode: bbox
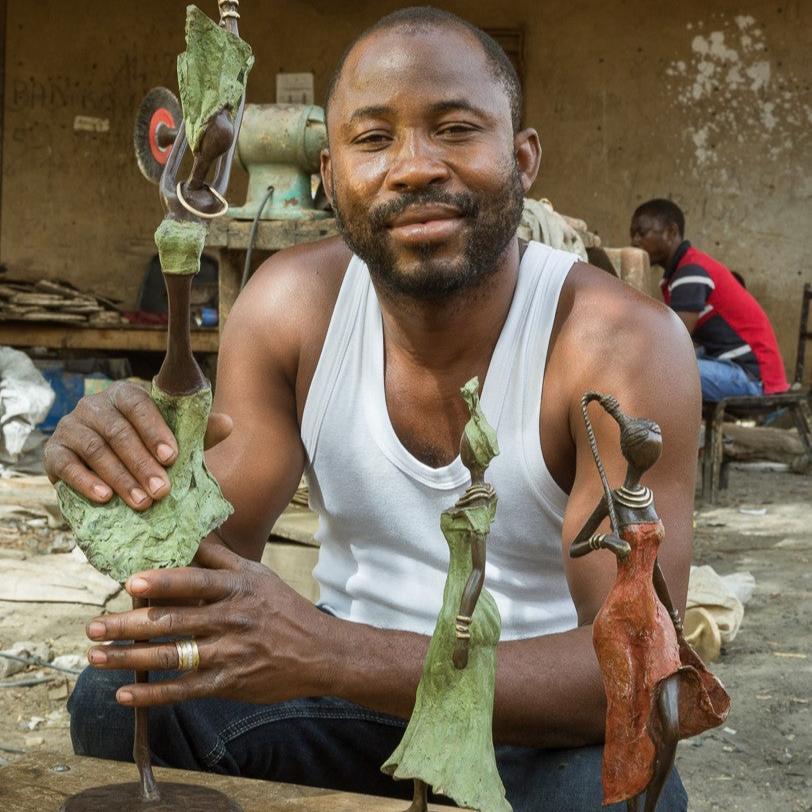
[2,0,810,379]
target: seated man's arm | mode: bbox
[666,262,714,337]
[203,259,310,561]
[675,310,699,334]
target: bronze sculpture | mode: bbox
[57,3,251,808]
[569,393,730,811]
[382,378,511,812]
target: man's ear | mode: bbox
[320,148,334,207]
[514,128,542,193]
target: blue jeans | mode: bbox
[697,357,762,402]
[68,666,687,810]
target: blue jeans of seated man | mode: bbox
[697,357,762,402]
[68,665,688,811]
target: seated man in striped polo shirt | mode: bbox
[630,198,788,401]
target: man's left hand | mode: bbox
[85,539,332,707]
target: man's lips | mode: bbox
[386,205,465,243]
[387,204,462,228]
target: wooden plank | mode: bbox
[207,217,338,251]
[0,323,218,353]
[270,504,319,547]
[217,248,242,330]
[0,752,455,810]
[262,541,320,603]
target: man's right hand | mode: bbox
[43,381,232,511]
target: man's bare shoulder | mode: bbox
[556,261,689,366]
[219,236,352,390]
[240,235,352,318]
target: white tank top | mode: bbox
[300,241,578,640]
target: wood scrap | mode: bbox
[723,424,807,467]
[0,277,124,326]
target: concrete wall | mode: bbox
[2,0,810,379]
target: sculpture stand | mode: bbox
[59,781,240,811]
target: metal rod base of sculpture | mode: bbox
[133,597,160,803]
[405,779,428,812]
[59,783,242,811]
[60,596,242,811]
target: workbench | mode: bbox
[0,216,336,357]
[207,216,338,328]
[0,323,218,354]
[0,752,455,811]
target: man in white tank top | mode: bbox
[48,8,697,810]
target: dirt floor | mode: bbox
[0,466,810,810]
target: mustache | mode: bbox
[367,190,480,232]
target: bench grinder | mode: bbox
[136,95,330,221]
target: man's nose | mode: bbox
[386,134,450,191]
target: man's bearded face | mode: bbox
[332,158,525,301]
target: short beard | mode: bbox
[333,163,525,301]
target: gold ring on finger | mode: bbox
[175,638,200,672]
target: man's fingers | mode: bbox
[86,604,224,642]
[84,397,171,502]
[116,672,215,707]
[42,443,113,502]
[204,412,233,450]
[193,537,243,570]
[110,384,178,465]
[58,424,155,511]
[124,565,237,602]
[87,639,218,672]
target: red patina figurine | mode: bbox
[570,392,730,811]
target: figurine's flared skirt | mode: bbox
[382,587,511,812]
[595,522,730,805]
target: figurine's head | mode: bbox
[583,392,663,476]
[459,377,499,479]
[619,417,662,473]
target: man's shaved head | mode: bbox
[325,6,522,132]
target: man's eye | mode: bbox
[438,124,476,136]
[354,132,391,146]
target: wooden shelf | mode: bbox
[0,322,218,353]
[207,216,337,250]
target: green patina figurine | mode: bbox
[382,377,511,812]
[57,4,250,809]
[56,0,254,587]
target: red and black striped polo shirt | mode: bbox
[660,242,788,394]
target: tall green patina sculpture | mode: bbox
[57,3,251,809]
[382,377,512,812]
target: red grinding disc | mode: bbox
[148,107,177,165]
[134,87,181,184]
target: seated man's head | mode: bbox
[321,7,541,301]
[629,199,685,268]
